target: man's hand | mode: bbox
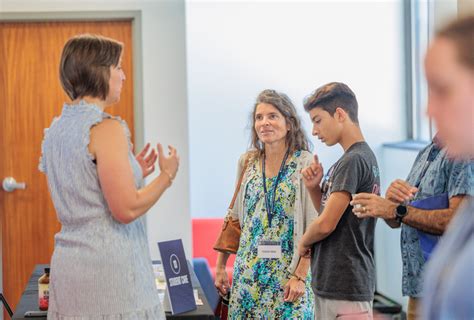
[351,193,398,219]
[385,179,418,203]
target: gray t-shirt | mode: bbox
[311,141,380,301]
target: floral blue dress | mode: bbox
[229,151,314,319]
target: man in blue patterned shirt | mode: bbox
[351,135,473,320]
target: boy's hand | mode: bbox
[302,154,323,190]
[297,239,312,258]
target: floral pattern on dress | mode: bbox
[229,151,314,319]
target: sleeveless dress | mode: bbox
[229,151,314,319]
[39,101,165,319]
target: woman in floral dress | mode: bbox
[215,89,317,319]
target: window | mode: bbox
[405,0,434,142]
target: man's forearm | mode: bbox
[403,195,464,234]
[403,207,455,234]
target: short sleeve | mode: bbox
[330,153,366,195]
[445,159,474,198]
[38,117,60,174]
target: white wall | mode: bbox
[0,0,191,260]
[2,0,466,315]
[186,0,411,309]
[186,1,405,216]
[375,146,419,309]
[186,1,466,309]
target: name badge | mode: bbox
[258,240,282,259]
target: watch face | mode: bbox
[397,205,408,216]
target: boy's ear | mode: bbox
[335,107,347,122]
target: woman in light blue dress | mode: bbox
[39,34,179,319]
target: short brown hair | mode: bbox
[437,15,474,71]
[59,34,123,100]
[304,82,359,124]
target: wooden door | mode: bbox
[0,20,135,313]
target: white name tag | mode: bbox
[258,240,282,259]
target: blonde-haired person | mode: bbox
[214,89,317,319]
[39,34,179,319]
[422,15,474,320]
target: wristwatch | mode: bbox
[395,204,408,223]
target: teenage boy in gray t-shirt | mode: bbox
[298,82,380,319]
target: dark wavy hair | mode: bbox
[250,89,311,157]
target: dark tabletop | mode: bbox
[13,263,216,320]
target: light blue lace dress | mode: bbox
[39,101,165,319]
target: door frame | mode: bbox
[0,11,144,311]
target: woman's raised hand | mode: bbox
[135,143,158,178]
[157,143,179,183]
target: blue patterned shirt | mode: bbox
[401,140,474,297]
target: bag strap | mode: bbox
[228,156,250,210]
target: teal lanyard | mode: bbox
[262,149,289,228]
